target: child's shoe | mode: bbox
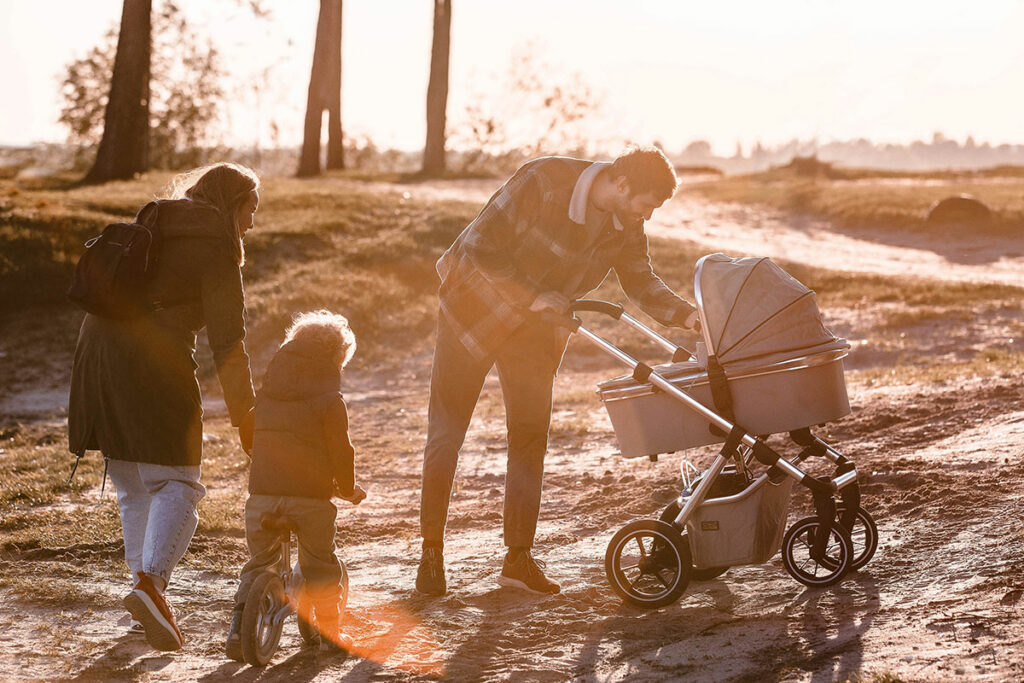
[318,623,354,653]
[123,572,184,651]
[225,607,244,662]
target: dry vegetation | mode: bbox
[1,171,1023,681]
[687,161,1024,233]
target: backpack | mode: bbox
[66,201,163,320]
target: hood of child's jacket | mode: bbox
[259,339,341,401]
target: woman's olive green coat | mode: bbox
[68,199,255,466]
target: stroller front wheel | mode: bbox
[605,519,692,608]
[781,516,854,587]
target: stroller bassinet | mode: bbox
[598,254,851,458]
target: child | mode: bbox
[226,310,366,659]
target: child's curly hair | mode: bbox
[283,310,357,369]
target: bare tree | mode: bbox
[297,0,344,177]
[61,3,224,172]
[421,0,451,176]
[83,0,151,184]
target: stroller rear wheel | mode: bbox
[781,516,853,587]
[659,501,729,581]
[836,504,878,571]
[605,519,691,608]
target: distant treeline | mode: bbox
[674,133,1024,174]
[4,132,1024,180]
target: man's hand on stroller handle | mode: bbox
[529,291,570,314]
[681,309,701,332]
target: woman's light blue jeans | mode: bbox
[106,460,206,587]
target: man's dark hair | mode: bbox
[608,145,678,201]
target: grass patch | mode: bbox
[1,173,476,364]
[689,170,1024,232]
[875,306,974,330]
[0,424,104,509]
[854,347,1024,386]
[0,570,116,608]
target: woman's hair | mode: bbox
[165,162,260,265]
[608,145,678,201]
[283,310,357,369]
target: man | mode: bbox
[416,146,699,596]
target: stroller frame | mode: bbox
[554,299,876,608]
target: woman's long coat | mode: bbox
[68,198,255,466]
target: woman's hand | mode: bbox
[337,484,367,505]
[238,408,255,457]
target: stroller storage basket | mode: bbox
[687,475,794,568]
[598,348,850,458]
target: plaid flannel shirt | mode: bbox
[436,156,695,360]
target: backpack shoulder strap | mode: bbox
[134,200,162,228]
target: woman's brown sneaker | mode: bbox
[415,547,447,596]
[497,549,561,595]
[123,572,183,651]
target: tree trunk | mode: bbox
[325,0,344,170]
[83,0,151,184]
[422,0,451,176]
[298,0,343,177]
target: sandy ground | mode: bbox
[1,188,1023,682]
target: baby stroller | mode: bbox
[555,254,877,608]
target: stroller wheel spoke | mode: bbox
[654,569,674,589]
[635,536,648,557]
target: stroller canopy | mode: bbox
[695,253,847,366]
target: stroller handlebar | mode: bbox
[569,299,624,318]
[537,309,581,331]
[561,299,696,361]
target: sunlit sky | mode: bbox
[2,0,1023,155]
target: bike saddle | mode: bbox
[259,513,297,533]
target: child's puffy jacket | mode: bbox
[247,337,355,499]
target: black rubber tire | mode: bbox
[836,504,878,571]
[240,572,286,666]
[295,561,349,646]
[781,516,853,587]
[659,500,729,581]
[605,519,691,608]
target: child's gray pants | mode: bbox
[233,494,342,619]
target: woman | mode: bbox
[68,163,260,652]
